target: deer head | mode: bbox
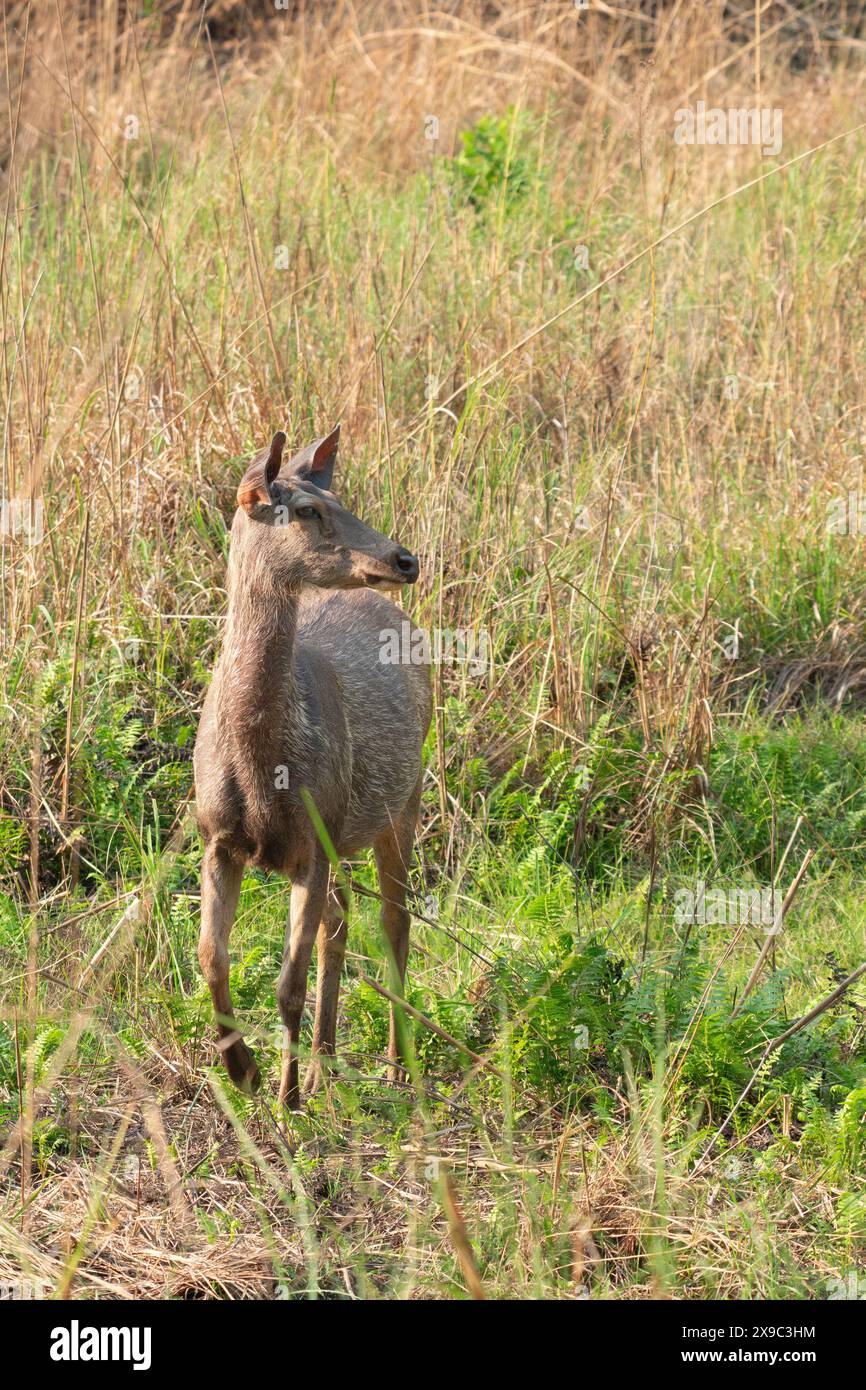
[234,426,419,589]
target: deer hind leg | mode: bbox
[198,843,260,1092]
[276,860,328,1110]
[374,788,420,1083]
[303,873,349,1098]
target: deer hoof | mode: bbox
[278,1059,302,1111]
[302,1062,326,1098]
[224,1039,261,1093]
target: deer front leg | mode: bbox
[276,861,328,1110]
[198,843,260,1092]
[304,876,349,1098]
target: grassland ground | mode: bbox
[1,2,866,1300]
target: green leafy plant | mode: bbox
[449,107,534,212]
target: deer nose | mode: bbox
[393,547,419,582]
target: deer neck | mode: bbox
[217,564,305,788]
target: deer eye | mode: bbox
[295,504,318,521]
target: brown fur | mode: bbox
[194,428,431,1107]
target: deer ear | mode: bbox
[237,431,286,511]
[284,424,340,491]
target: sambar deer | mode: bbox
[194,426,431,1108]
